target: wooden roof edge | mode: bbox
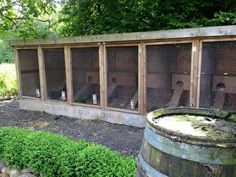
[10,25,236,46]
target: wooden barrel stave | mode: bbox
[137,108,236,177]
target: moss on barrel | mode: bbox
[148,107,236,123]
[137,108,236,177]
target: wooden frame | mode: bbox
[41,46,66,102]
[14,48,22,99]
[143,40,193,113]
[10,26,236,46]
[69,45,102,108]
[15,47,42,100]
[104,44,140,113]
[197,37,236,108]
[11,26,236,118]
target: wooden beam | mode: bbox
[196,41,203,108]
[10,26,236,46]
[38,47,47,101]
[139,43,145,114]
[64,45,73,104]
[190,40,201,107]
[99,43,106,108]
[14,48,22,99]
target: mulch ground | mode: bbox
[0,99,144,156]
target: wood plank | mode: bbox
[213,91,225,110]
[108,72,136,86]
[64,45,73,104]
[10,26,236,46]
[146,74,166,88]
[212,76,236,94]
[85,71,100,84]
[99,44,106,108]
[171,74,190,90]
[168,84,184,107]
[14,48,22,99]
[38,47,47,101]
[190,40,200,107]
[139,43,145,114]
[196,41,203,108]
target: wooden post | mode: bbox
[14,48,22,99]
[64,45,73,104]
[196,41,203,108]
[190,40,201,107]
[38,46,47,101]
[139,43,145,114]
[99,43,106,108]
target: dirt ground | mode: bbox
[0,99,144,156]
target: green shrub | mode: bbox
[0,127,136,177]
[0,40,14,64]
[0,63,18,97]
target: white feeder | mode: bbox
[92,94,97,104]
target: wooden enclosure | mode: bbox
[11,26,236,127]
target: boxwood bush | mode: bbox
[0,127,136,177]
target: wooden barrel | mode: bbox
[137,108,236,177]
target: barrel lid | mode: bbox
[147,108,236,145]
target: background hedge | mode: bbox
[0,127,136,177]
[0,64,18,97]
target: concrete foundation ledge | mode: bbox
[18,99,146,128]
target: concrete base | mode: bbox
[19,99,146,128]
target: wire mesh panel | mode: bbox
[107,46,138,110]
[72,47,100,105]
[146,43,192,112]
[200,41,236,111]
[44,48,66,101]
[18,49,40,97]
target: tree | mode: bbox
[59,0,236,36]
[0,0,60,39]
[0,0,64,63]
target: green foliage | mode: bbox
[0,1,65,46]
[0,127,136,177]
[0,63,18,97]
[59,0,236,36]
[0,39,14,63]
[0,0,58,39]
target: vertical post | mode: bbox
[99,43,106,108]
[14,48,22,99]
[38,46,47,101]
[64,45,73,104]
[196,41,203,108]
[139,43,145,114]
[190,40,201,107]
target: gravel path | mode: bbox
[0,99,144,156]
